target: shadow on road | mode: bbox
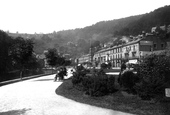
[0,108,31,115]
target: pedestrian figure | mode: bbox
[54,70,60,81]
[58,68,63,81]
[63,67,67,76]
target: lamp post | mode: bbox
[107,53,110,62]
[89,38,93,66]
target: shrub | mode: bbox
[82,69,109,96]
[107,76,117,93]
[72,72,82,86]
[72,66,90,87]
[120,70,138,94]
[135,54,170,100]
[100,63,108,69]
[72,68,117,97]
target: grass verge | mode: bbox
[56,79,170,115]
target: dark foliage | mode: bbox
[72,67,116,97]
[45,48,59,67]
[119,70,138,94]
[82,69,108,96]
[0,30,13,74]
[72,65,88,86]
[135,54,170,100]
[100,63,108,69]
[0,30,44,82]
[107,76,117,93]
[45,48,71,68]
[10,37,34,68]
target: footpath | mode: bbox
[0,73,133,115]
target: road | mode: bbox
[0,69,132,115]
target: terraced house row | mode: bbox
[78,26,170,68]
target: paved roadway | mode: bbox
[0,69,132,115]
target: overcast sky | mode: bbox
[0,0,170,34]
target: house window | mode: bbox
[110,56,112,60]
[126,47,128,51]
[104,56,106,61]
[133,45,135,51]
[125,53,129,58]
[132,52,136,57]
[161,43,164,49]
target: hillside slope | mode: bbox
[8,5,170,56]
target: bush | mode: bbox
[83,69,108,96]
[72,68,117,97]
[100,63,108,69]
[135,54,170,100]
[119,70,138,94]
[107,76,117,93]
[72,66,90,87]
[72,72,83,86]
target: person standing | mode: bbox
[54,69,60,81]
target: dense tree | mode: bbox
[135,54,170,100]
[0,30,13,75]
[25,55,43,70]
[9,37,34,79]
[0,31,45,81]
[45,48,71,70]
[45,48,59,68]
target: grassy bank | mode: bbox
[56,79,170,115]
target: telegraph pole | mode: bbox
[90,38,93,65]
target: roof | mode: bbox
[122,39,142,47]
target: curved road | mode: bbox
[0,71,132,115]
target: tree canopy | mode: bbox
[0,30,43,81]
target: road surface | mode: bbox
[0,69,132,115]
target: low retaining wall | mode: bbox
[0,73,55,87]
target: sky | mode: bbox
[0,0,170,34]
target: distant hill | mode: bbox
[7,5,170,57]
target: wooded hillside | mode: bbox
[8,5,170,58]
